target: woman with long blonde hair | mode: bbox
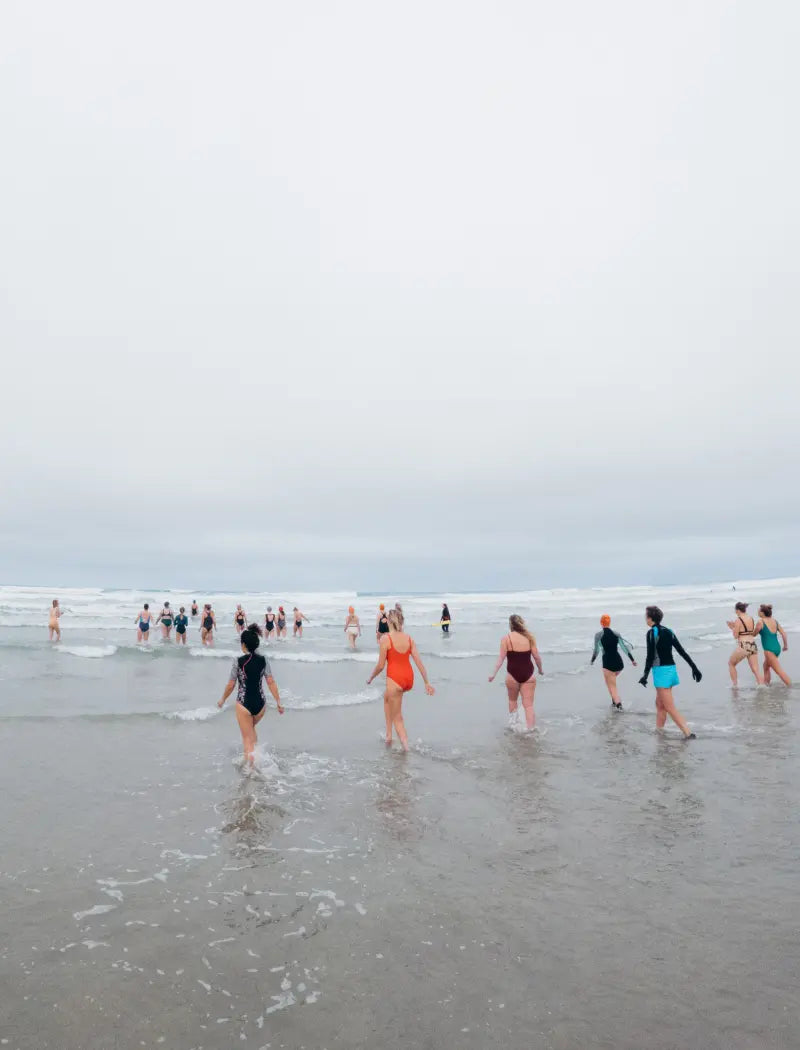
[489,614,543,730]
[367,608,434,751]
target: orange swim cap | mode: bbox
[379,603,385,610]
[600,614,611,627]
[349,606,354,613]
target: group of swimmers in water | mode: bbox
[218,599,791,766]
[127,601,311,646]
[45,595,791,766]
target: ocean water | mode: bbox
[2,578,799,1049]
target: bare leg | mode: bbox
[603,669,621,704]
[746,653,764,685]
[137,629,143,643]
[505,675,521,723]
[658,687,692,737]
[655,690,667,729]
[386,682,408,751]
[763,658,771,685]
[520,678,537,729]
[766,651,791,687]
[235,704,257,766]
[729,649,745,685]
[383,693,393,744]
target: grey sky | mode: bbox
[1,1,798,590]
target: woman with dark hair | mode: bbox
[440,604,451,634]
[135,603,152,643]
[201,604,217,647]
[591,614,636,709]
[367,608,434,751]
[758,604,791,686]
[174,606,189,645]
[726,602,764,685]
[639,606,701,739]
[217,623,284,767]
[488,614,544,730]
[276,607,287,639]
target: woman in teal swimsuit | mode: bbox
[758,604,791,686]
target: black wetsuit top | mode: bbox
[592,627,634,673]
[642,626,698,680]
[175,614,188,635]
[377,613,390,634]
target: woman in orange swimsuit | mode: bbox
[366,608,434,751]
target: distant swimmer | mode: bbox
[48,599,62,642]
[293,607,309,638]
[174,606,189,645]
[591,614,637,709]
[201,604,217,647]
[758,604,791,686]
[440,603,451,634]
[217,623,284,768]
[726,602,764,686]
[276,607,287,639]
[191,601,199,618]
[344,606,361,649]
[234,604,247,636]
[156,601,173,640]
[264,607,276,639]
[376,603,390,643]
[136,603,152,643]
[639,606,701,739]
[488,614,543,731]
[367,608,434,751]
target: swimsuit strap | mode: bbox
[507,634,514,652]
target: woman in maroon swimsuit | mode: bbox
[489,614,544,730]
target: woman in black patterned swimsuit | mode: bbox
[217,624,284,767]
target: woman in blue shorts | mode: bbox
[639,605,702,739]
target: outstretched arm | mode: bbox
[532,645,543,675]
[217,679,236,708]
[410,640,435,695]
[265,675,284,714]
[617,633,637,665]
[367,640,389,684]
[640,631,655,683]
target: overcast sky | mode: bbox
[1,1,797,591]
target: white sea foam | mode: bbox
[161,706,220,722]
[57,644,117,659]
[288,689,379,711]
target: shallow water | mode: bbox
[2,580,799,1048]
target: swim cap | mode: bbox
[349,606,354,613]
[379,603,385,610]
[600,614,611,627]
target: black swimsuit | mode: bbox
[232,653,268,717]
[266,616,276,632]
[203,615,214,631]
[236,615,245,627]
[599,627,624,673]
[377,614,389,635]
